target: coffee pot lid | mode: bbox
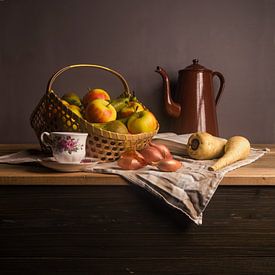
[180,59,211,72]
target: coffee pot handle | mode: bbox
[213,71,225,105]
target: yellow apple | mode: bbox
[85,99,116,123]
[83,88,110,107]
[127,110,158,134]
[118,101,144,118]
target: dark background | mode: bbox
[1,0,275,143]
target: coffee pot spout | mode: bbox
[155,66,181,118]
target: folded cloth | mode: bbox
[87,133,269,224]
[90,160,222,224]
[0,133,269,225]
[0,149,46,163]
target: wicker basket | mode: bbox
[30,64,159,161]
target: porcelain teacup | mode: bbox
[40,131,88,163]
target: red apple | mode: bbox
[127,110,158,134]
[83,88,110,107]
[85,99,117,123]
[118,101,144,118]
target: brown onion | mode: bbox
[139,145,164,164]
[117,150,147,170]
[156,159,182,172]
[149,142,173,160]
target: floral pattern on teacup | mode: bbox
[54,136,83,154]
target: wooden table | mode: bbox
[0,144,275,274]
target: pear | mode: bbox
[110,96,130,112]
[117,117,129,125]
[93,120,129,134]
[69,105,83,118]
[104,120,129,134]
[62,92,82,107]
[61,99,70,107]
[187,132,227,160]
[60,99,83,118]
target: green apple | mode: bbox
[83,88,110,107]
[118,101,144,118]
[85,99,116,123]
[127,110,158,134]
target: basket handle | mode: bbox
[46,64,132,97]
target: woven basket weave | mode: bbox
[30,64,159,161]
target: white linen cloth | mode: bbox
[0,133,269,224]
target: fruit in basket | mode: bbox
[85,99,116,123]
[118,101,144,118]
[83,88,110,107]
[127,110,158,134]
[61,92,82,107]
[104,120,129,134]
[61,99,70,107]
[93,120,129,134]
[110,96,130,112]
[117,116,130,125]
[69,105,83,118]
[61,99,83,118]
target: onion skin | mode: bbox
[156,159,182,172]
[117,157,146,170]
[117,146,181,172]
[120,150,146,163]
[117,150,146,170]
[149,142,173,160]
[139,145,164,164]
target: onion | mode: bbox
[139,145,164,164]
[117,150,147,170]
[149,142,173,160]
[117,146,181,172]
[156,159,182,172]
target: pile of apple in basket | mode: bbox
[61,88,182,172]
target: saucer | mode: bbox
[39,157,98,172]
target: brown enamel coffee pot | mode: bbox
[156,59,225,136]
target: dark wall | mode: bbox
[1,0,275,143]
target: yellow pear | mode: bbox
[61,99,70,107]
[104,120,129,134]
[69,105,83,118]
[93,120,129,134]
[62,92,82,107]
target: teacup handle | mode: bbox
[40,132,52,147]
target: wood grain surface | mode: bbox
[0,185,275,274]
[0,144,274,186]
